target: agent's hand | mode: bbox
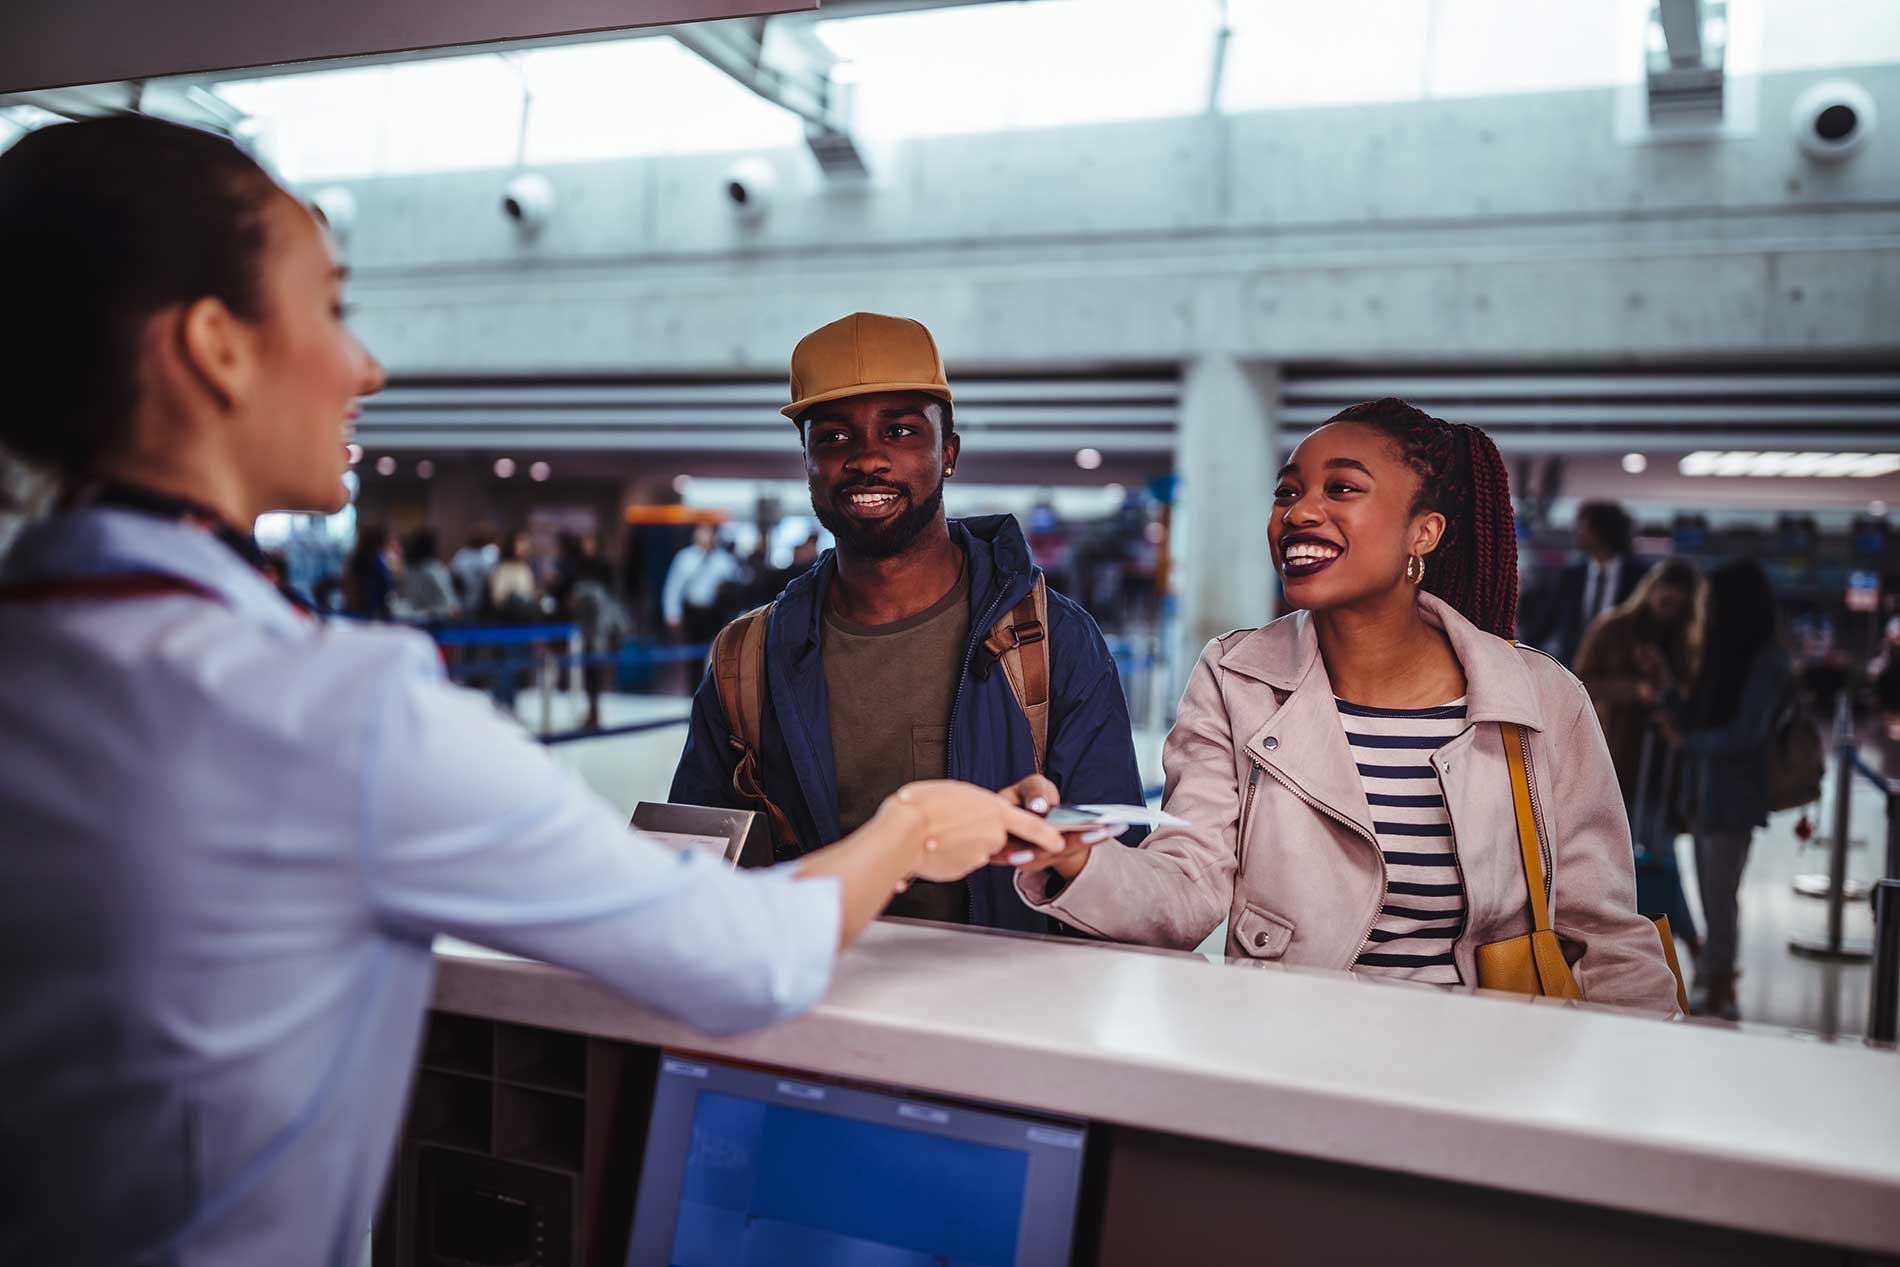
[879,781,1066,883]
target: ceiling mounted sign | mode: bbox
[0,0,816,94]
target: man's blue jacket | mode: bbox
[668,514,1145,933]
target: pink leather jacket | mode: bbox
[1020,592,1680,1014]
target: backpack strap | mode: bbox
[981,576,1052,773]
[710,603,799,853]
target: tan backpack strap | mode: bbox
[711,604,798,852]
[982,577,1052,772]
[712,604,771,752]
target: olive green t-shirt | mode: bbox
[823,560,973,924]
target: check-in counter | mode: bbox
[378,922,1900,1267]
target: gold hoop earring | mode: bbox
[1406,554,1425,585]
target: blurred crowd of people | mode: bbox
[1523,500,1873,1020]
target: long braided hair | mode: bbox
[1325,397,1519,638]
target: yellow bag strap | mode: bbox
[1501,721,1553,934]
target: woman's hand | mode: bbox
[998,773,1061,817]
[877,781,1066,883]
[997,774,1123,881]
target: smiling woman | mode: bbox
[1273,397,1520,641]
[1014,396,1681,1015]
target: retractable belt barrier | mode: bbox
[1846,751,1900,1045]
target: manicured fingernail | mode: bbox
[1008,850,1035,865]
[1029,798,1049,813]
[1082,829,1113,844]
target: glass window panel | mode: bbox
[1425,0,1637,99]
[1750,0,1900,73]
[816,0,1221,139]
[1219,1,1434,111]
[217,38,802,183]
[513,39,804,163]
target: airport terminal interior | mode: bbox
[3,1,1899,1264]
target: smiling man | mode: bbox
[668,312,1145,930]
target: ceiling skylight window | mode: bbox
[1219,0,1637,113]
[814,0,1222,140]
[216,38,803,184]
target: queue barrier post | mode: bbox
[1792,694,1872,961]
[1872,879,1900,1045]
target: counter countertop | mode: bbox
[433,921,1900,1255]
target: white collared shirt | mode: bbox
[0,508,839,1266]
[1583,555,1623,625]
[661,543,743,624]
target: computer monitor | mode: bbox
[626,1053,1090,1267]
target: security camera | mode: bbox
[723,158,777,223]
[309,187,357,242]
[1792,79,1876,160]
[501,173,555,233]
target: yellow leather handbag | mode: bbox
[1475,722,1584,999]
[1477,722,1691,1013]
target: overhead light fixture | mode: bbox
[1622,453,1649,475]
[529,461,552,482]
[346,443,363,466]
[1075,448,1104,471]
[374,455,397,476]
[1678,450,1900,479]
[493,457,517,479]
[672,474,693,494]
[416,460,435,480]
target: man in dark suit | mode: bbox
[1520,501,1646,668]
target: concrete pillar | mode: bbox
[1172,355,1279,662]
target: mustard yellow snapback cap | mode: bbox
[782,311,952,421]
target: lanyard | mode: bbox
[12,482,319,616]
[0,572,218,604]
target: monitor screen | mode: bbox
[626,1053,1090,1267]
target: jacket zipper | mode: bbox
[1256,762,1386,970]
[1515,725,1554,904]
[1433,761,1473,951]
[947,582,1017,925]
[1237,763,1262,870]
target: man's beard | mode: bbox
[813,475,945,561]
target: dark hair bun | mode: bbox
[0,115,277,483]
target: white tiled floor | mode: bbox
[545,692,1896,1039]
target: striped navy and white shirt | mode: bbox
[1339,697,1470,985]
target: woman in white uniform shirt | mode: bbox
[0,116,1063,1266]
